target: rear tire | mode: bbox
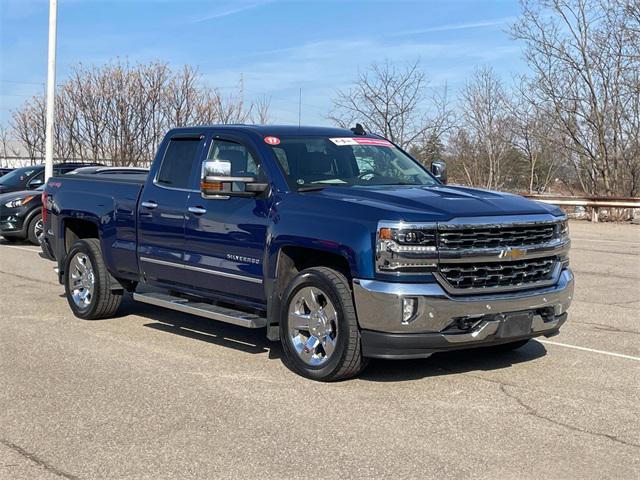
[64,238,122,319]
[280,267,367,381]
[27,213,43,245]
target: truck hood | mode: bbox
[310,184,562,221]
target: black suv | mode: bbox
[0,162,103,194]
[1,166,146,246]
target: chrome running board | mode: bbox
[133,291,266,329]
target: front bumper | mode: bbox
[0,217,27,237]
[353,268,574,359]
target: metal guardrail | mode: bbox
[524,194,640,222]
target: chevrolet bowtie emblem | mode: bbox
[499,247,527,260]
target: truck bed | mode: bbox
[46,174,146,282]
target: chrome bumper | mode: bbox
[353,268,574,335]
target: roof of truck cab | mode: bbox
[169,124,381,138]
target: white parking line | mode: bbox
[0,244,40,253]
[539,340,640,361]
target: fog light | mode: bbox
[402,297,418,324]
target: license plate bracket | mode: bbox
[497,313,533,338]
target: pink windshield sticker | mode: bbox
[329,137,393,147]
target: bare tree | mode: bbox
[329,60,453,149]
[457,66,513,189]
[11,95,46,164]
[0,125,20,166]
[251,95,272,125]
[8,60,271,166]
[512,0,640,195]
[508,79,564,193]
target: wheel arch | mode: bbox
[265,245,354,341]
[57,217,124,291]
[62,218,100,255]
[23,205,43,230]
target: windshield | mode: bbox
[268,137,437,190]
[0,166,39,187]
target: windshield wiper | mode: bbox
[380,182,420,186]
[297,185,327,192]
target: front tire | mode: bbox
[27,213,43,245]
[280,267,367,381]
[64,238,122,319]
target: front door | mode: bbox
[183,134,270,303]
[138,134,204,288]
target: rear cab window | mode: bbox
[156,137,203,189]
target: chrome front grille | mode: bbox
[434,218,568,294]
[438,257,557,291]
[438,224,556,249]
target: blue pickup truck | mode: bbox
[42,125,574,381]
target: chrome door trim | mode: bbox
[140,256,262,284]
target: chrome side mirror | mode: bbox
[430,160,447,184]
[200,160,268,198]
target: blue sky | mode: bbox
[0,0,526,126]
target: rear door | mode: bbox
[137,134,205,287]
[183,133,270,302]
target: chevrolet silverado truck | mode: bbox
[42,125,574,381]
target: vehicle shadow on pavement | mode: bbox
[117,294,281,359]
[82,293,548,379]
[360,341,548,382]
[0,238,33,246]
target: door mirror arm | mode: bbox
[245,182,269,194]
[201,175,268,198]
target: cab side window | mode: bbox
[207,139,266,181]
[156,137,202,188]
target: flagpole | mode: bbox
[44,0,58,181]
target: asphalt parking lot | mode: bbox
[0,221,638,480]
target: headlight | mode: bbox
[558,219,569,240]
[4,195,35,208]
[376,221,438,273]
[557,219,570,267]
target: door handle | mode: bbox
[188,206,207,215]
[141,201,158,210]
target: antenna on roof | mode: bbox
[350,123,366,135]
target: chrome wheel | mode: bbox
[288,286,338,366]
[34,218,44,241]
[69,253,95,308]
